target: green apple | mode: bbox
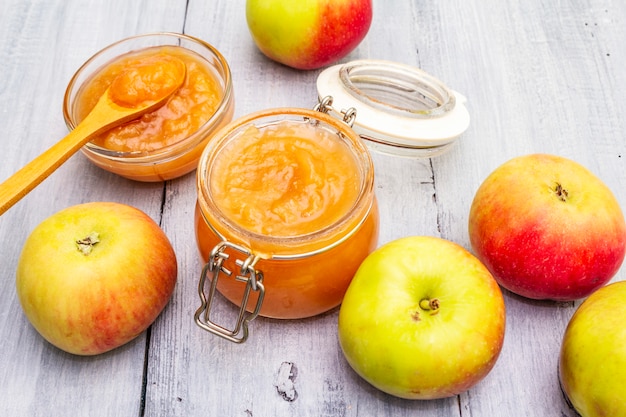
[559,280,626,417]
[338,236,506,399]
[469,154,626,301]
[16,202,177,355]
[246,0,373,70]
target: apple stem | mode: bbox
[554,183,569,202]
[76,232,100,255]
[419,298,440,311]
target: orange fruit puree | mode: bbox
[75,46,223,153]
[108,54,185,108]
[209,121,361,237]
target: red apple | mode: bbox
[246,0,372,70]
[469,154,626,301]
[559,280,626,417]
[338,236,506,399]
[15,202,177,355]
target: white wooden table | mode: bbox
[1,0,624,415]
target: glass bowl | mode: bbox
[63,32,234,181]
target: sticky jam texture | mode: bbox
[210,120,362,237]
[75,46,223,152]
[108,54,185,108]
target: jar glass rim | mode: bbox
[338,59,456,119]
[196,107,376,258]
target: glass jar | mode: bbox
[194,104,379,342]
[63,32,234,181]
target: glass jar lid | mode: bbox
[316,59,470,157]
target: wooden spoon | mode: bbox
[0,56,186,216]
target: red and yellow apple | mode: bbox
[15,202,177,355]
[246,0,372,70]
[338,236,506,400]
[559,280,626,417]
[469,154,626,301]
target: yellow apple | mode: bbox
[559,280,626,417]
[16,202,177,355]
[338,236,506,399]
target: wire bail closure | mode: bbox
[314,95,357,127]
[194,241,265,343]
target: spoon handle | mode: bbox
[0,119,106,216]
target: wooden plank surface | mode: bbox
[1,0,625,416]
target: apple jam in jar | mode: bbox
[194,104,379,342]
[63,33,234,181]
